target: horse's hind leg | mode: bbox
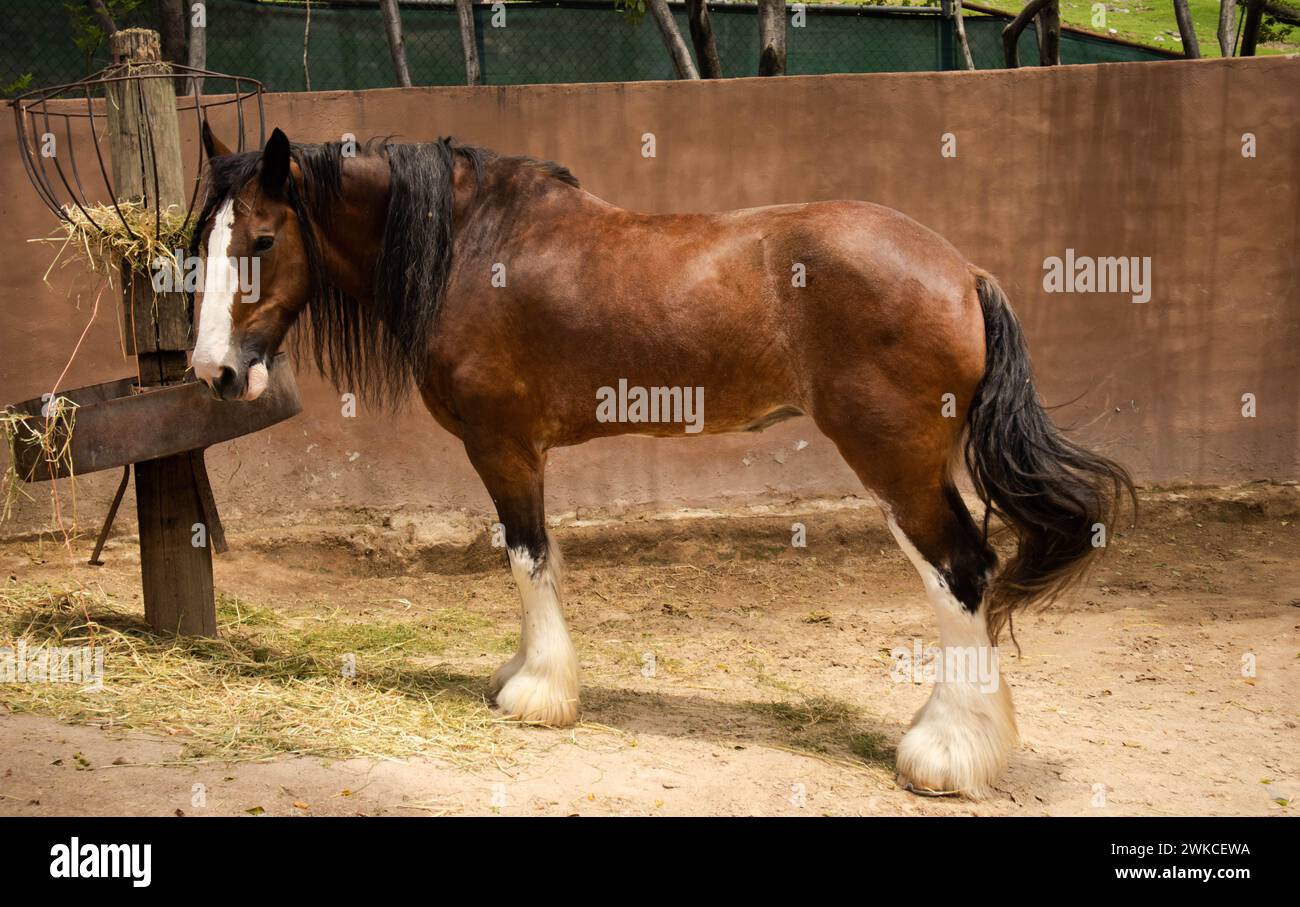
[464,436,578,727]
[883,483,1016,798]
[822,423,1015,797]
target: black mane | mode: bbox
[192,137,578,405]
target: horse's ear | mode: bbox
[201,120,232,159]
[260,128,291,194]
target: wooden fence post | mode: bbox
[106,28,218,637]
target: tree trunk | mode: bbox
[954,0,976,70]
[455,0,482,86]
[1036,1,1061,65]
[1173,0,1202,57]
[758,0,787,76]
[686,0,723,78]
[85,0,118,36]
[1218,0,1238,54]
[646,0,700,80]
[156,0,187,66]
[379,0,413,87]
[1239,0,1267,54]
[1002,0,1053,67]
[187,0,207,96]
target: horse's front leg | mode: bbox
[465,437,579,727]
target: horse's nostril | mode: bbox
[212,365,237,399]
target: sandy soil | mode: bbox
[1,485,1297,816]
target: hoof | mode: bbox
[895,682,1016,800]
[494,665,579,727]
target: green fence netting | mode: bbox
[1,0,1178,96]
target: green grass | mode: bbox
[970,0,1297,57]
[751,694,896,765]
[833,0,1300,57]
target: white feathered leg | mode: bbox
[492,535,579,727]
[887,518,1017,798]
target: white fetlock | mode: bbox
[495,657,579,727]
[896,677,1016,799]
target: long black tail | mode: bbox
[965,272,1136,642]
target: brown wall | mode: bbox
[2,57,1297,533]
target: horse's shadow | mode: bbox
[386,664,1065,805]
[387,661,899,772]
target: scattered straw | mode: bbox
[0,582,513,767]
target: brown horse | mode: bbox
[190,126,1132,798]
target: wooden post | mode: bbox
[134,455,218,636]
[105,29,187,216]
[106,28,219,637]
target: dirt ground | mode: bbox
[1,484,1296,817]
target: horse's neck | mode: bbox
[314,155,392,302]
[315,151,488,302]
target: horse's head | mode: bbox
[191,126,312,401]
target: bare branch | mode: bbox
[646,0,700,80]
[1034,1,1061,66]
[455,0,481,86]
[380,0,413,88]
[1218,0,1238,54]
[85,0,118,36]
[1172,0,1202,58]
[303,0,312,91]
[954,1,976,71]
[1239,0,1268,54]
[1002,0,1053,68]
[687,0,723,78]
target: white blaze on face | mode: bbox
[191,199,239,385]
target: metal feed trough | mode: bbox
[5,29,301,636]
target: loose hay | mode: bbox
[37,202,194,283]
[0,395,79,525]
[0,581,512,767]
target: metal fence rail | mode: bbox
[1,0,1178,96]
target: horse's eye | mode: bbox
[252,235,275,254]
